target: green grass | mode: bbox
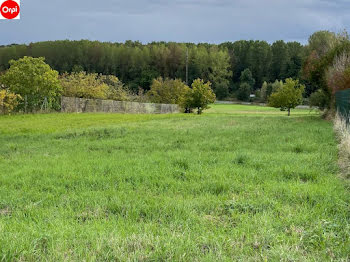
[0,104,349,261]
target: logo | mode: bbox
[0,0,20,19]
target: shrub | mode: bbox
[309,89,329,110]
[101,75,131,101]
[0,56,61,111]
[0,89,22,114]
[147,77,190,105]
[130,88,149,103]
[214,82,229,100]
[61,72,132,101]
[60,72,109,99]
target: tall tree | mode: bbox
[271,40,289,80]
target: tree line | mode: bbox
[0,39,306,99]
[0,57,216,114]
[1,30,348,114]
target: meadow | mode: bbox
[0,104,349,261]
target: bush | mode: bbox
[60,72,131,101]
[148,77,190,105]
[215,82,229,100]
[237,83,251,101]
[101,75,131,101]
[60,72,109,99]
[309,89,329,110]
[0,56,61,111]
[0,89,22,114]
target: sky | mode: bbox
[0,0,349,45]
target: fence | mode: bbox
[335,89,350,124]
[61,96,179,114]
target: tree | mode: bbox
[240,68,255,88]
[308,31,338,58]
[271,80,283,93]
[268,78,305,116]
[182,79,216,114]
[237,68,255,101]
[0,56,61,111]
[215,81,230,100]
[302,30,350,108]
[147,77,190,105]
[260,81,268,102]
[237,83,251,101]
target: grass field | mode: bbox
[0,104,349,261]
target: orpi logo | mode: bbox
[0,0,20,19]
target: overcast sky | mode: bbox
[1,0,349,45]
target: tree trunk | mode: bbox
[288,108,290,116]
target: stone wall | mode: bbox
[61,96,179,114]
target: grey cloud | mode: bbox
[0,0,349,45]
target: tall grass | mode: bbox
[334,113,350,178]
[0,105,349,261]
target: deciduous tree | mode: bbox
[0,56,61,111]
[182,79,216,114]
[268,78,305,116]
[147,77,190,105]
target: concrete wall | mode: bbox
[61,96,179,114]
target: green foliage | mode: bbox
[147,77,189,104]
[268,78,305,115]
[0,40,305,97]
[0,56,61,111]
[237,83,251,101]
[270,40,289,80]
[60,72,109,99]
[214,82,229,100]
[60,72,131,101]
[308,31,338,57]
[259,80,284,102]
[271,79,283,93]
[309,89,329,110]
[101,75,131,101]
[260,81,268,102]
[0,89,22,114]
[240,68,255,88]
[302,30,350,108]
[181,79,216,114]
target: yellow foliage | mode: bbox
[0,89,22,114]
[60,72,109,99]
[60,72,131,101]
[148,77,190,105]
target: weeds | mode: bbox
[334,114,350,178]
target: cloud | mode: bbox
[0,0,349,45]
